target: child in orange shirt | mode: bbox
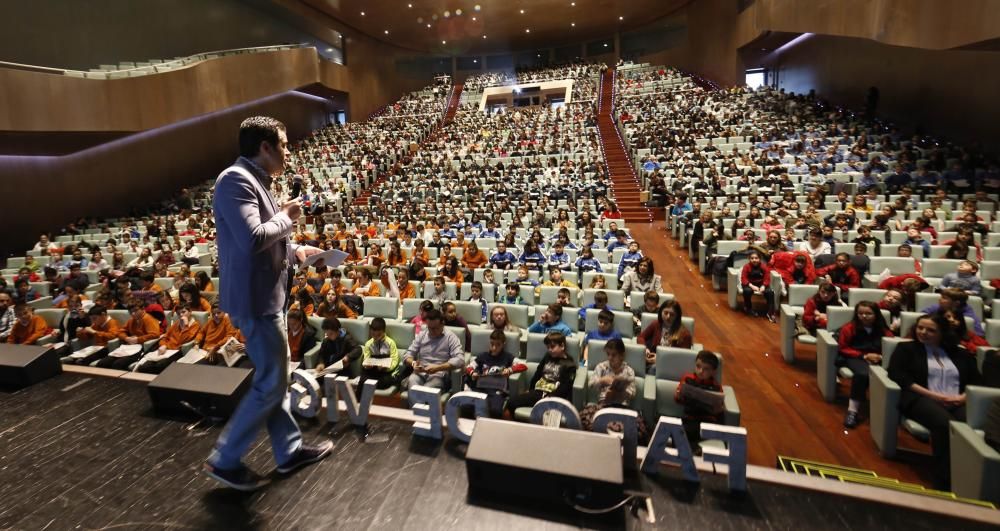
[6,305,51,345]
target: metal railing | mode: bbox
[0,43,310,80]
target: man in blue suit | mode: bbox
[203,116,331,491]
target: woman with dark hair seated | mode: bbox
[888,313,981,490]
[837,301,894,428]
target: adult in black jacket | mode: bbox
[887,313,981,489]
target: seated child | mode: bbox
[940,260,982,296]
[6,305,51,345]
[465,329,527,418]
[498,283,525,305]
[359,317,401,389]
[505,332,577,418]
[467,280,488,323]
[674,350,724,450]
[313,317,363,377]
[582,309,623,366]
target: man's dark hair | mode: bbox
[424,308,443,322]
[88,304,108,316]
[239,116,286,158]
[369,316,386,331]
[321,317,341,331]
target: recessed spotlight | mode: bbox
[325,47,333,52]
[407,3,412,7]
[360,11,365,16]
[571,1,576,5]
[571,22,575,27]
[618,16,624,20]
[444,10,450,17]
[520,9,525,14]
[427,24,431,27]
[482,34,487,39]
[474,4,481,11]
[442,40,446,44]
[473,59,478,63]
[456,9,462,15]
[472,16,477,21]
[384,30,389,34]
[604,43,608,47]
[525,28,530,33]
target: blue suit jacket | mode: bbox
[213,158,296,320]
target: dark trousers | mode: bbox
[505,389,545,416]
[904,394,966,489]
[137,352,183,374]
[96,352,141,370]
[742,286,774,313]
[62,346,109,366]
[839,357,872,401]
[359,368,398,390]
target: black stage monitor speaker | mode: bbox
[147,363,253,418]
[466,418,624,508]
[0,344,61,389]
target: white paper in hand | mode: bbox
[301,249,349,270]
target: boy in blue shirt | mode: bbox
[498,283,525,305]
[528,304,574,336]
[489,241,517,270]
[581,309,623,366]
[617,241,644,279]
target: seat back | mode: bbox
[536,285,565,305]
[788,284,820,306]
[452,300,485,325]
[628,291,673,309]
[35,308,67,329]
[525,332,581,363]
[362,297,399,320]
[583,308,635,338]
[487,303,530,329]
[655,347,723,382]
[469,328,520,358]
[459,282,497,302]
[869,256,917,276]
[580,288,626,309]
[848,288,886,307]
[581,272,620,290]
[535,304,580,331]
[386,321,416,350]
[402,298,433,320]
[586,339,646,374]
[826,306,856,332]
[921,259,963,279]
[421,281,458,300]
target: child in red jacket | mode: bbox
[740,251,775,321]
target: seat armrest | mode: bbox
[141,338,160,353]
[815,329,839,402]
[179,340,196,354]
[36,335,54,346]
[869,366,901,458]
[572,369,588,410]
[722,385,741,426]
[302,344,321,370]
[642,374,657,425]
[950,420,1000,503]
[107,339,121,352]
[726,268,740,308]
[779,304,800,363]
[70,338,82,351]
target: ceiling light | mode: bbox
[604,43,608,47]
[360,11,365,16]
[520,9,525,14]
[427,24,431,27]
[474,4,481,11]
[525,28,530,33]
[571,22,575,27]
[455,9,462,15]
[444,10,450,17]
[408,3,412,7]
[473,59,478,63]
[618,16,624,20]
[472,16,477,21]
[384,30,389,34]
[325,47,333,52]
[571,1,576,5]
[442,40,446,44]
[482,34,487,39]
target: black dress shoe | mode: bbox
[843,411,860,429]
[276,441,334,474]
[202,462,267,491]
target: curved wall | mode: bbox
[0,91,331,256]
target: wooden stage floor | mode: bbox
[0,373,993,530]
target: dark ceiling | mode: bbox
[287,0,691,54]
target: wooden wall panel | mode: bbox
[737,0,1000,51]
[0,91,331,255]
[0,48,322,132]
